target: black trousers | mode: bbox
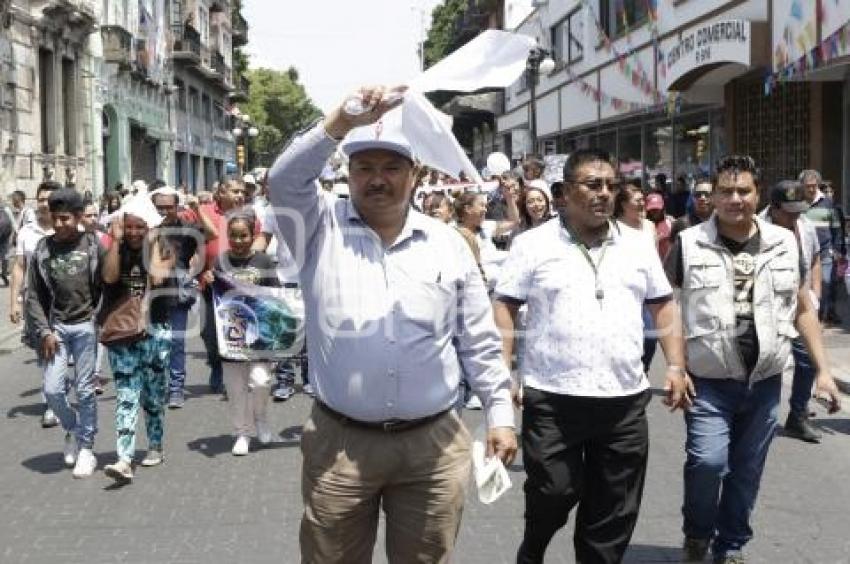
[517,387,651,564]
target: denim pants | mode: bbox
[820,254,834,321]
[682,375,781,559]
[168,303,192,396]
[107,324,170,462]
[42,320,98,448]
[789,338,815,417]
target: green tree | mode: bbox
[423,0,467,68]
[241,67,322,168]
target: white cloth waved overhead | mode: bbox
[408,29,537,93]
[109,193,163,228]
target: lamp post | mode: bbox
[232,113,259,176]
[526,47,556,155]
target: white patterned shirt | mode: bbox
[496,217,672,397]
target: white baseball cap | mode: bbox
[341,111,414,162]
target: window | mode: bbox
[188,87,200,117]
[599,0,648,38]
[201,94,211,121]
[39,48,54,154]
[62,58,76,155]
[198,6,209,46]
[551,9,584,65]
[175,79,186,111]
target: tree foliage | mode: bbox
[242,67,322,168]
[423,0,467,68]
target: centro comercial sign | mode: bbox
[663,20,752,91]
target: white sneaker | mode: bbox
[231,435,250,456]
[140,449,164,467]
[72,448,97,478]
[63,433,78,467]
[256,420,273,445]
[464,395,483,410]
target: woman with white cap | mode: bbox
[101,195,174,485]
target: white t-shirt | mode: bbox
[496,219,672,397]
[15,221,52,298]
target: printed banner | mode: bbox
[213,275,305,361]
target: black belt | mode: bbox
[316,401,449,433]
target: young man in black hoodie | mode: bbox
[26,188,104,478]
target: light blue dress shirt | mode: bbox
[266,123,514,428]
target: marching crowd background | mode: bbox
[2,86,850,563]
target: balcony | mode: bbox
[40,0,96,36]
[172,25,202,63]
[101,25,133,68]
[232,11,248,47]
[211,51,232,88]
[229,74,250,102]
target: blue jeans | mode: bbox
[682,375,781,559]
[789,338,815,417]
[168,303,191,396]
[820,255,834,321]
[42,320,98,448]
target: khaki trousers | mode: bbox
[299,403,472,564]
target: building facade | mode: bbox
[499,0,850,208]
[0,0,99,197]
[170,0,242,192]
[0,0,247,199]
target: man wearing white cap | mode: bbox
[268,86,517,563]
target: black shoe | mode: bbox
[683,537,710,562]
[784,413,822,443]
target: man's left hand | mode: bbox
[486,427,517,467]
[814,370,842,414]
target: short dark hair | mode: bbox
[48,188,85,213]
[613,181,644,219]
[563,149,617,183]
[11,190,25,202]
[227,208,256,231]
[453,191,483,222]
[36,180,62,198]
[550,181,565,200]
[715,155,760,187]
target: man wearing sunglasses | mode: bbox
[495,148,689,564]
[670,176,715,243]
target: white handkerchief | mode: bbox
[472,440,512,504]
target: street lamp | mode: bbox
[526,47,556,155]
[232,114,259,175]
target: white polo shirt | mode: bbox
[495,217,672,397]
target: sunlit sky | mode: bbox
[242,0,443,113]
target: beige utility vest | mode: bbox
[679,216,799,383]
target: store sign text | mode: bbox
[664,20,751,91]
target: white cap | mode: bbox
[486,152,511,176]
[341,111,414,162]
[526,179,552,201]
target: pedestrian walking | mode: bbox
[208,211,278,455]
[494,148,689,564]
[664,155,841,563]
[101,195,174,485]
[801,169,846,325]
[11,181,59,427]
[25,188,104,478]
[670,176,713,242]
[151,186,211,409]
[759,180,824,443]
[268,85,516,563]
[81,203,109,395]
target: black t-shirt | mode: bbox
[215,251,279,288]
[105,244,173,325]
[46,234,102,324]
[718,233,760,375]
[159,219,201,269]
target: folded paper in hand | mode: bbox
[472,440,511,504]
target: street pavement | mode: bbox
[2,325,850,564]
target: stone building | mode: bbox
[0,0,99,197]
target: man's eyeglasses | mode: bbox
[574,177,624,192]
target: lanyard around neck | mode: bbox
[560,216,610,301]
